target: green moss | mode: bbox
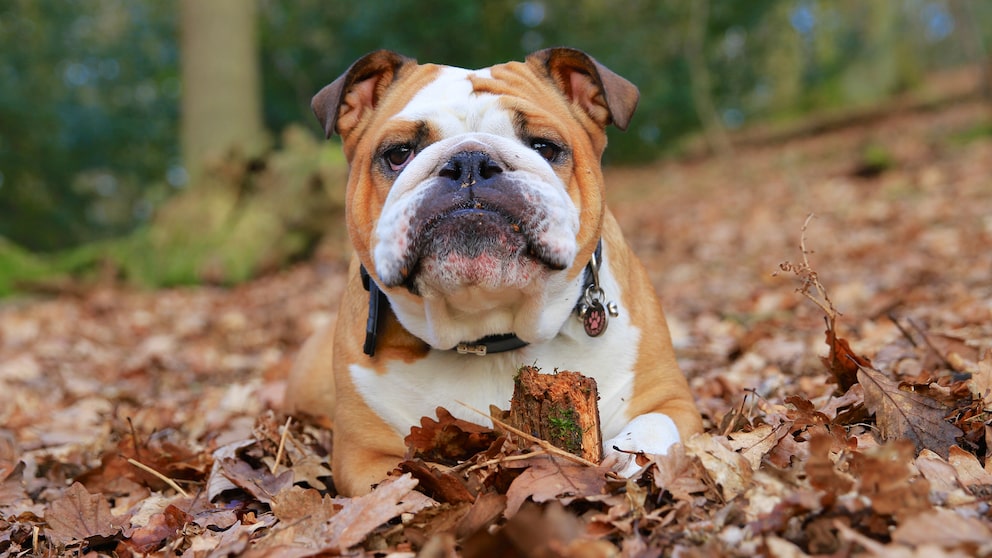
[548,406,582,453]
[0,238,54,296]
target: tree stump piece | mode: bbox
[508,367,602,463]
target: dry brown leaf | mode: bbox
[398,458,476,504]
[504,455,610,517]
[850,441,931,519]
[914,450,974,505]
[324,473,432,550]
[127,504,193,554]
[454,491,506,540]
[728,423,790,470]
[857,365,963,456]
[891,507,992,548]
[406,407,499,464]
[44,482,123,546]
[269,485,332,524]
[967,352,992,408]
[805,431,854,496]
[649,443,709,501]
[946,445,992,498]
[217,456,295,504]
[822,328,871,392]
[462,501,613,558]
[684,433,753,500]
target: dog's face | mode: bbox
[312,49,638,349]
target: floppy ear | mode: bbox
[311,50,416,138]
[525,47,639,131]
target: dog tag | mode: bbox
[583,301,608,337]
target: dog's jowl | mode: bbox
[286,48,702,496]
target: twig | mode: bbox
[463,451,551,473]
[127,417,141,461]
[887,313,918,347]
[271,416,293,475]
[456,401,599,468]
[127,458,190,497]
[907,317,957,370]
[775,213,840,327]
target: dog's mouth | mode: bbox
[381,196,571,291]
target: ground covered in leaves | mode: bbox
[2,98,992,557]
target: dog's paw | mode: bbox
[602,413,680,477]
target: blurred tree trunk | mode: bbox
[180,0,267,183]
[134,0,336,287]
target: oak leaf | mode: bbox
[822,328,871,391]
[857,365,962,456]
[406,407,498,464]
[44,482,123,546]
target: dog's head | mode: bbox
[312,48,638,349]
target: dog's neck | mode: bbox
[359,241,612,357]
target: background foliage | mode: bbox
[0,0,989,253]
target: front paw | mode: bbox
[602,413,680,477]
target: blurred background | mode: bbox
[0,0,989,292]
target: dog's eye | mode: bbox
[530,140,562,163]
[383,145,414,171]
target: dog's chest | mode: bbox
[348,315,642,442]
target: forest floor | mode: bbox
[2,96,992,557]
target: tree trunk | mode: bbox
[180,0,267,183]
[127,0,340,287]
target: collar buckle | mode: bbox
[456,342,488,356]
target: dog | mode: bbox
[285,48,702,496]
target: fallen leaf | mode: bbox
[44,482,123,546]
[216,456,294,504]
[406,407,499,464]
[269,485,332,524]
[805,431,854,496]
[649,443,709,501]
[857,365,963,456]
[127,504,193,554]
[324,473,432,550]
[822,328,871,391]
[684,433,753,500]
[967,352,992,408]
[915,450,973,505]
[728,423,790,470]
[462,501,615,558]
[891,507,992,548]
[946,445,992,499]
[504,455,610,517]
[850,441,931,519]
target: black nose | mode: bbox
[438,151,503,188]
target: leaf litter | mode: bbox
[2,100,992,555]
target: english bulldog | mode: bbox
[286,48,702,496]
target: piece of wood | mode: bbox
[507,366,603,463]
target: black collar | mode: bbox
[359,240,606,357]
